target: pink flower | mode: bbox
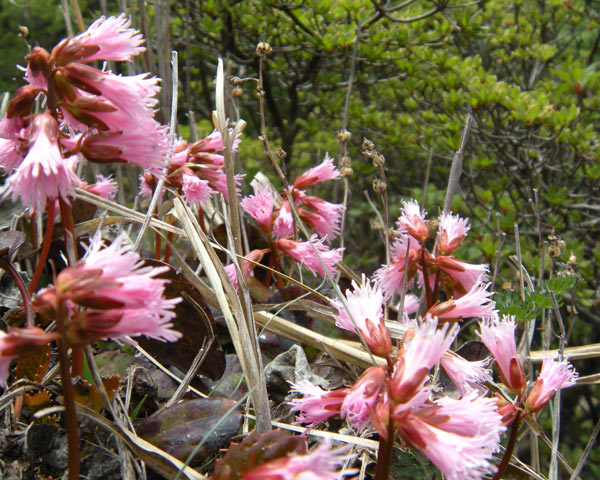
[524,357,578,413]
[293,153,341,190]
[84,174,118,200]
[375,235,421,299]
[0,137,23,172]
[436,256,488,296]
[69,14,145,63]
[5,113,80,213]
[289,380,348,426]
[35,233,181,344]
[276,235,343,277]
[81,125,170,177]
[476,315,526,392]
[330,276,391,356]
[298,196,345,241]
[437,212,470,255]
[273,200,294,238]
[340,366,385,431]
[242,439,356,480]
[240,185,276,229]
[224,249,269,291]
[395,393,505,480]
[427,281,495,320]
[182,174,215,206]
[0,327,56,386]
[397,200,429,243]
[389,317,458,409]
[440,351,492,395]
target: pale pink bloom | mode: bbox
[139,175,154,197]
[85,174,118,199]
[289,380,348,426]
[436,256,488,295]
[293,153,341,190]
[298,196,345,241]
[397,199,429,242]
[340,367,385,431]
[524,357,578,413]
[36,233,181,343]
[240,184,275,228]
[6,113,80,213]
[389,317,458,408]
[440,351,492,395]
[437,212,470,255]
[88,69,160,113]
[25,63,48,89]
[72,14,145,62]
[276,235,343,277]
[192,129,240,154]
[375,235,421,299]
[273,200,294,238]
[0,328,56,386]
[476,315,526,392]
[182,174,215,206]
[0,137,23,172]
[81,125,170,177]
[427,281,495,320]
[330,276,391,356]
[395,393,505,480]
[243,439,356,480]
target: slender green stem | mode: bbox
[55,299,80,480]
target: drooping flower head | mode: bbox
[440,351,492,396]
[275,235,343,278]
[340,366,385,431]
[293,153,341,190]
[5,113,79,213]
[524,357,578,413]
[476,315,526,393]
[240,184,276,230]
[224,249,269,291]
[375,234,422,299]
[289,380,348,426]
[34,233,181,345]
[426,281,495,321]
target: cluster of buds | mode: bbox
[239,154,344,279]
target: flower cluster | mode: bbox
[240,155,344,278]
[0,14,168,214]
[34,233,181,345]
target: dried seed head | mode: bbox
[362,138,375,152]
[232,86,243,97]
[371,218,384,231]
[373,178,386,194]
[340,166,353,177]
[18,26,29,38]
[256,42,272,56]
[339,155,352,168]
[337,129,351,143]
[275,148,287,161]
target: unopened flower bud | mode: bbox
[256,42,272,56]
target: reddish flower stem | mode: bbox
[421,246,433,308]
[493,413,522,480]
[163,231,174,263]
[374,411,396,480]
[154,229,162,259]
[55,299,80,480]
[28,201,56,295]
